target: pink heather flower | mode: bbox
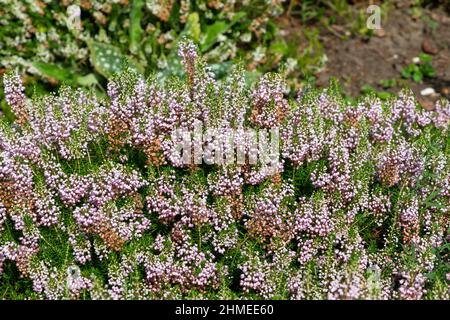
[3,72,27,122]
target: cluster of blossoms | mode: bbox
[0,41,448,300]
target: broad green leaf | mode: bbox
[183,12,201,42]
[401,68,411,79]
[32,62,72,82]
[130,0,144,54]
[419,53,432,63]
[230,12,247,26]
[200,12,246,52]
[88,41,144,78]
[377,92,392,100]
[269,41,289,55]
[155,54,184,84]
[76,74,99,86]
[361,84,375,94]
[412,72,423,83]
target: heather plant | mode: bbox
[0,41,449,300]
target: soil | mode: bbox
[312,5,450,109]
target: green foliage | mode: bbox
[401,54,436,83]
[0,0,287,94]
[89,41,143,78]
[361,84,394,101]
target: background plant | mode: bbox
[0,0,288,97]
[401,54,436,83]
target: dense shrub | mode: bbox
[0,41,449,299]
